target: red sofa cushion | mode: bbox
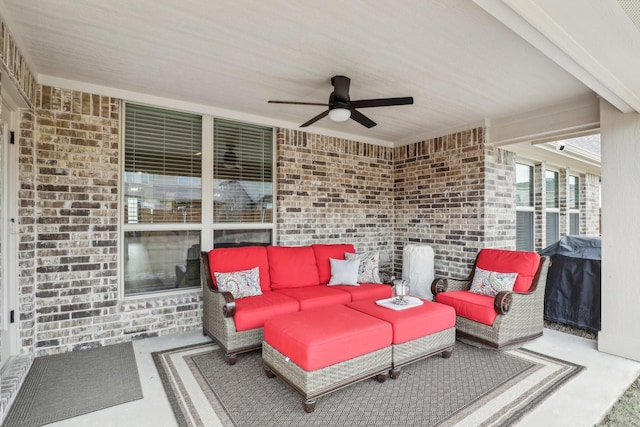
[346,299,456,344]
[267,246,321,289]
[273,286,351,310]
[476,249,541,292]
[329,283,393,302]
[436,290,498,326]
[264,305,392,371]
[208,246,271,292]
[233,292,299,331]
[311,243,356,284]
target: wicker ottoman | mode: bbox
[263,304,393,413]
[346,297,456,379]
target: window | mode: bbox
[545,170,559,246]
[122,105,275,296]
[516,163,534,251]
[569,175,580,235]
[213,118,274,247]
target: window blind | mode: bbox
[125,104,202,177]
[546,212,559,246]
[213,118,272,183]
[516,211,534,251]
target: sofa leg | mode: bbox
[389,368,401,379]
[441,348,454,359]
[303,399,317,413]
[225,353,238,365]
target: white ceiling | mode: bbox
[0,0,638,147]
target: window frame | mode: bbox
[569,175,580,235]
[119,102,276,299]
[515,162,535,251]
[545,169,560,246]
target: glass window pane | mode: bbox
[213,119,273,223]
[213,229,273,248]
[570,213,580,235]
[124,230,201,296]
[516,211,534,251]
[569,175,579,210]
[545,170,559,209]
[516,163,533,207]
[546,212,559,246]
[124,104,202,224]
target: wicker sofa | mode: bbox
[200,243,393,364]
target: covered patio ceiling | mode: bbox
[1,0,639,147]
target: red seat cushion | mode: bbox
[273,286,351,310]
[264,305,392,371]
[311,243,356,284]
[330,283,393,301]
[208,246,271,292]
[346,299,455,344]
[267,246,321,289]
[233,292,299,331]
[435,291,498,326]
[476,249,540,292]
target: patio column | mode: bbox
[598,99,640,362]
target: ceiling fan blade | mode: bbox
[331,76,351,100]
[268,100,329,106]
[350,97,414,108]
[300,110,329,127]
[350,109,377,128]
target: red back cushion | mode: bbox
[208,246,271,292]
[311,244,356,284]
[267,246,321,289]
[476,249,541,292]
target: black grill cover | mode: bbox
[539,236,601,332]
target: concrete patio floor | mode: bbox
[40,327,640,427]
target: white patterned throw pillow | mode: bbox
[214,267,262,299]
[345,251,382,284]
[469,267,518,297]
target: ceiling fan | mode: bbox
[268,75,413,128]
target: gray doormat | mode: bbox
[4,342,143,427]
[153,342,583,426]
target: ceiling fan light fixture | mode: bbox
[328,107,351,122]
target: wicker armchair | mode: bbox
[431,249,550,349]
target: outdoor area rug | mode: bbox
[4,342,143,427]
[153,341,584,427]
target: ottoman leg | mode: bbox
[265,367,275,378]
[303,399,317,413]
[441,347,454,359]
[376,372,388,383]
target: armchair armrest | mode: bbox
[431,277,471,295]
[494,291,513,315]
[200,251,236,317]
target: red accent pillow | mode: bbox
[476,249,541,292]
[208,246,271,292]
[311,244,356,284]
[267,246,321,289]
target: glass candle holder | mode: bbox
[393,279,409,305]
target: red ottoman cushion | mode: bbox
[435,290,498,326]
[346,299,456,344]
[264,305,392,371]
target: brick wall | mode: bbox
[276,129,395,267]
[582,173,601,236]
[393,127,516,279]
[23,87,202,355]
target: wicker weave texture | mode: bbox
[392,327,455,365]
[263,342,392,399]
